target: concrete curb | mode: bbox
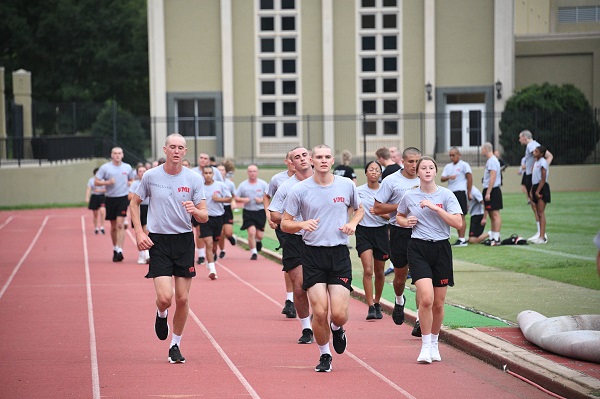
[238,236,600,398]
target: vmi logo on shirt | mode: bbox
[436,203,444,208]
[333,197,345,203]
[178,187,190,193]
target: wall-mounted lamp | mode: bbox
[425,83,432,102]
[495,80,502,100]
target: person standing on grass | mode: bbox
[86,167,106,235]
[95,147,135,262]
[128,165,150,264]
[333,150,357,183]
[396,156,462,364]
[235,165,269,260]
[467,186,490,244]
[269,146,315,345]
[519,130,553,241]
[441,147,472,246]
[481,142,503,246]
[216,164,237,259]
[373,147,421,330]
[356,161,390,320]
[199,165,232,279]
[529,145,551,245]
[281,144,363,373]
[130,133,208,364]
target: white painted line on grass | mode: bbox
[81,216,101,399]
[0,215,14,230]
[189,309,261,399]
[0,216,49,301]
[515,245,594,262]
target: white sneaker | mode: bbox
[527,233,540,241]
[431,342,441,362]
[417,344,432,363]
[530,237,548,245]
[137,254,147,264]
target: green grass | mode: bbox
[0,202,87,211]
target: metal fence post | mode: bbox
[306,114,311,150]
[362,113,367,167]
[251,114,255,164]
[112,99,117,145]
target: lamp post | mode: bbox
[495,80,503,100]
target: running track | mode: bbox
[0,208,555,398]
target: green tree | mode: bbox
[0,0,148,116]
[499,83,599,165]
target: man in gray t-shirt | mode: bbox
[282,144,363,373]
[235,165,268,260]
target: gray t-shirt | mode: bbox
[129,180,148,205]
[441,160,472,193]
[222,179,236,208]
[236,179,269,211]
[374,170,420,227]
[95,161,135,197]
[482,156,502,189]
[191,165,224,182]
[397,186,463,241]
[269,175,303,236]
[203,180,231,217]
[135,165,205,234]
[357,184,387,227]
[468,186,484,216]
[524,140,540,175]
[285,176,361,247]
[266,170,292,198]
[532,158,549,185]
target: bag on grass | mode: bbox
[501,234,528,245]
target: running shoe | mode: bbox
[100,228,105,235]
[489,239,502,246]
[417,344,432,364]
[373,303,383,319]
[366,305,377,320]
[256,241,262,252]
[228,236,236,246]
[411,320,422,337]
[94,228,99,235]
[530,237,548,245]
[281,300,296,318]
[250,253,258,260]
[168,344,185,364]
[155,311,169,341]
[137,254,147,264]
[208,264,217,280]
[315,353,332,372]
[298,328,313,344]
[113,251,124,262]
[331,326,347,354]
[219,250,226,259]
[431,342,441,362]
[384,266,394,276]
[452,240,468,247]
[392,296,405,325]
[197,256,205,265]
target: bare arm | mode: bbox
[373,200,397,216]
[545,150,553,166]
[281,211,318,234]
[466,172,473,200]
[130,194,152,251]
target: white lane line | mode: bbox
[217,263,417,398]
[189,309,261,399]
[0,216,49,301]
[81,216,101,399]
[0,215,14,230]
[515,245,594,262]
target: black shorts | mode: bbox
[222,206,234,225]
[199,215,224,241]
[88,194,105,210]
[523,174,533,196]
[407,238,453,287]
[389,225,412,268]
[105,196,129,220]
[282,233,305,271]
[453,190,468,215]
[301,245,353,291]
[531,183,551,204]
[355,224,390,261]
[145,232,196,278]
[483,187,503,211]
[469,214,485,238]
[241,209,266,231]
[132,204,148,228]
[191,214,201,227]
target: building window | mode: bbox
[256,0,301,139]
[176,98,216,137]
[558,6,600,23]
[357,0,400,138]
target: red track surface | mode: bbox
[0,208,556,398]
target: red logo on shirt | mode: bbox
[436,203,444,208]
[333,197,345,203]
[178,187,190,193]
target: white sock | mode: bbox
[157,309,167,318]
[251,248,258,255]
[198,248,206,257]
[458,237,465,242]
[536,222,540,234]
[318,343,331,355]
[300,316,311,330]
[117,247,123,253]
[330,322,340,331]
[431,333,439,344]
[421,334,432,345]
[286,292,294,301]
[113,245,119,252]
[396,295,405,306]
[491,232,499,241]
[208,262,216,272]
[170,333,181,348]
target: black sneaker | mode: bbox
[331,326,347,354]
[94,228,99,235]
[298,328,313,344]
[219,250,226,259]
[256,241,262,252]
[411,320,422,337]
[155,311,169,340]
[250,253,258,260]
[482,238,491,245]
[374,303,383,319]
[315,353,332,372]
[100,228,105,235]
[366,305,377,320]
[392,296,405,325]
[282,300,296,318]
[197,256,205,264]
[113,251,124,262]
[168,344,185,364]
[452,239,468,247]
[228,236,236,246]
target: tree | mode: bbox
[0,0,149,116]
[499,83,599,165]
